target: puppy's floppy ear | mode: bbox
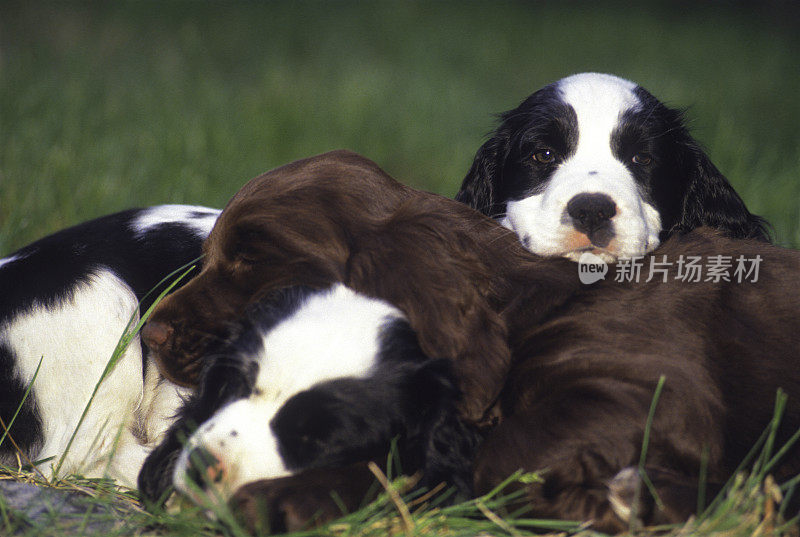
[455,134,509,217]
[420,411,481,499]
[673,145,771,241]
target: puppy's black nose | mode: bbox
[185,446,224,490]
[566,193,617,233]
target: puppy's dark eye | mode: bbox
[532,149,557,164]
[632,153,653,166]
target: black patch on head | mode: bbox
[271,384,383,471]
[269,316,480,496]
[610,87,691,232]
[612,86,770,241]
[456,83,578,217]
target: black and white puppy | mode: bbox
[456,72,769,261]
[138,284,476,510]
[0,205,219,487]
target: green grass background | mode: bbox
[1,4,800,535]
[1,1,799,255]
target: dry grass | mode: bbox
[1,460,798,537]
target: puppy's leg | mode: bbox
[100,432,153,489]
[474,412,631,533]
[100,358,191,489]
[473,385,717,534]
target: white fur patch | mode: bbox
[132,205,220,238]
[1,270,140,484]
[173,284,403,503]
[503,73,662,261]
[0,269,184,488]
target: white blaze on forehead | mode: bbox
[132,204,220,238]
[558,73,641,164]
[174,284,405,502]
[557,73,641,162]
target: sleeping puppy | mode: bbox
[141,150,519,424]
[456,72,769,261]
[0,205,219,487]
[140,152,800,532]
[475,228,800,531]
[139,284,477,533]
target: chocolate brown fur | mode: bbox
[143,150,545,423]
[143,151,800,532]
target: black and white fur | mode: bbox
[456,72,769,261]
[0,204,220,487]
[138,284,476,506]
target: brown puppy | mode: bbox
[141,151,800,533]
[477,228,800,530]
[141,150,558,423]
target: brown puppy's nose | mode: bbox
[141,321,173,350]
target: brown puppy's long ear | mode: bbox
[348,204,513,423]
[455,134,509,218]
[672,146,771,241]
[352,270,510,424]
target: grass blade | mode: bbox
[53,263,197,479]
[0,356,43,454]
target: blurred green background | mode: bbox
[2,1,799,254]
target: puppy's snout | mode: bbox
[185,446,225,490]
[141,320,173,350]
[566,193,617,233]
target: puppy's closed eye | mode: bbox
[230,226,269,264]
